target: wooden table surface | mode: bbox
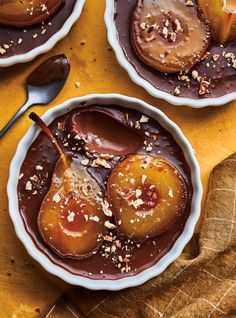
[0,0,236,316]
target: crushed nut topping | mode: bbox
[25,181,32,191]
[101,200,113,217]
[104,220,116,229]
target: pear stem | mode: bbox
[29,112,63,156]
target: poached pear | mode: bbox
[131,0,210,73]
[29,113,107,259]
[0,0,64,27]
[107,155,188,241]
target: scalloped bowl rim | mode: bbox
[7,93,202,290]
[0,0,85,67]
[104,0,236,108]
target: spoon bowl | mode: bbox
[0,54,70,139]
[70,107,144,156]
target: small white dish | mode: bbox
[7,94,202,290]
[0,0,85,67]
[104,0,236,108]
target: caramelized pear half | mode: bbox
[0,0,63,27]
[29,112,106,259]
[198,0,236,44]
[107,155,188,241]
[131,0,211,73]
[38,156,106,259]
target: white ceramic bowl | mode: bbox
[0,0,85,67]
[7,94,202,290]
[104,0,236,108]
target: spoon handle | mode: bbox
[0,100,32,139]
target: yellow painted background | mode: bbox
[0,0,236,316]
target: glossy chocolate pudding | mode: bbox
[17,105,193,280]
[115,0,236,99]
[0,0,76,59]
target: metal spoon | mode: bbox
[0,54,70,139]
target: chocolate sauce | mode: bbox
[0,0,76,59]
[115,0,236,99]
[27,55,70,86]
[17,105,193,280]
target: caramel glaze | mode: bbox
[0,0,76,59]
[17,105,193,280]
[115,0,236,99]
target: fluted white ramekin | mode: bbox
[0,0,85,67]
[104,0,236,108]
[7,94,202,290]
